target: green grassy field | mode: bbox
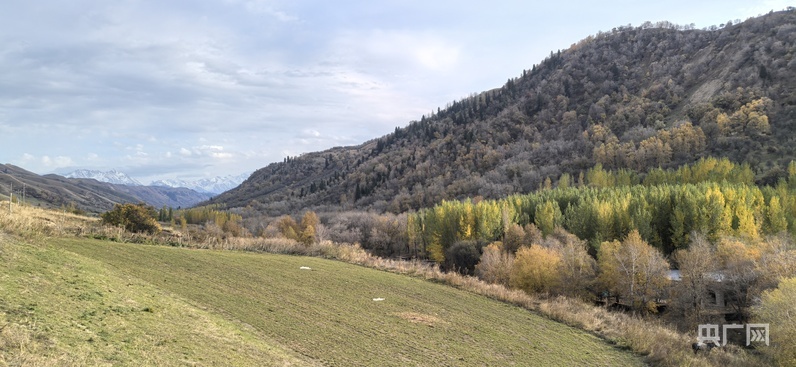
[1,235,644,366]
[0,235,313,366]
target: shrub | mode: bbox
[101,203,161,234]
[475,242,514,286]
[510,244,561,294]
[444,240,482,275]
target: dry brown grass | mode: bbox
[0,204,99,240]
[0,314,95,367]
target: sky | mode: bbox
[0,0,791,184]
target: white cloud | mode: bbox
[211,151,234,159]
[414,43,460,71]
[223,0,298,22]
[173,144,235,160]
[41,155,73,168]
[330,30,461,73]
[200,145,224,151]
[302,129,321,137]
[741,0,794,18]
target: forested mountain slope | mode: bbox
[212,10,796,215]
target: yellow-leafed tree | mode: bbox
[509,244,561,294]
[755,277,796,366]
[597,230,669,313]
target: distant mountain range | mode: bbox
[65,169,143,186]
[0,165,212,213]
[151,173,250,195]
[63,169,249,195]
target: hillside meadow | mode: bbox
[0,235,313,366]
[0,206,643,366]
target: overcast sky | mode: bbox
[0,0,790,183]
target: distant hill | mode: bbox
[0,164,211,213]
[64,169,143,186]
[210,10,796,215]
[151,173,250,194]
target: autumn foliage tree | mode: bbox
[509,244,561,294]
[716,98,772,136]
[300,211,319,245]
[715,237,761,321]
[475,242,514,286]
[757,235,796,289]
[277,210,320,245]
[534,200,562,236]
[502,223,526,253]
[755,277,796,366]
[669,233,719,327]
[545,228,596,299]
[597,230,669,313]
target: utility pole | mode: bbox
[9,182,12,214]
[22,183,26,207]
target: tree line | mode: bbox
[410,158,796,260]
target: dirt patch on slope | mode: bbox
[395,312,446,327]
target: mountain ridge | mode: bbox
[151,173,250,194]
[0,164,211,212]
[64,169,143,186]
[62,169,249,195]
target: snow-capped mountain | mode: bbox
[151,173,250,195]
[65,169,143,186]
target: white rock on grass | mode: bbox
[372,298,385,301]
[299,266,312,270]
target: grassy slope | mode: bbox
[54,238,643,366]
[0,235,315,366]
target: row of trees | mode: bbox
[239,158,793,267]
[176,205,242,228]
[102,203,249,239]
[473,221,796,334]
[410,159,796,261]
[476,228,668,313]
